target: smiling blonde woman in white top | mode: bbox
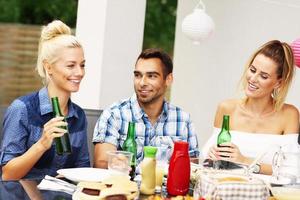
[206,40,299,175]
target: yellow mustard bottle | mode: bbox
[140,146,157,195]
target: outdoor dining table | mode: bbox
[0,177,282,200]
[0,178,279,200]
[0,178,167,200]
[0,178,72,200]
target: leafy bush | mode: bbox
[0,0,78,27]
[0,0,177,54]
[143,0,177,55]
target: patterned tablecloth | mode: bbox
[193,170,270,200]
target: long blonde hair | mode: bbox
[36,20,82,85]
[240,40,295,111]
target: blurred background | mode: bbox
[0,0,177,106]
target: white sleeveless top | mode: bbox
[201,128,300,164]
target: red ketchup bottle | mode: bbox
[167,141,190,196]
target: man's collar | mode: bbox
[130,94,169,120]
[130,94,144,120]
[161,100,169,118]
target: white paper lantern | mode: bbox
[182,8,215,45]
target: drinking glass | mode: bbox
[271,146,300,185]
[155,145,168,192]
[107,150,133,175]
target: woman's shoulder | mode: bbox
[4,96,33,125]
[6,99,27,114]
[214,99,240,127]
[281,103,299,113]
[280,103,299,133]
[7,91,39,112]
[280,103,299,119]
[217,99,241,114]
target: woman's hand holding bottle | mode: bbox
[208,142,247,165]
[38,117,67,151]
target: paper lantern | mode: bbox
[182,8,215,45]
[291,38,300,68]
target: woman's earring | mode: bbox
[272,88,279,99]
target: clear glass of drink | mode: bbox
[107,150,133,176]
[155,145,168,193]
[271,146,300,185]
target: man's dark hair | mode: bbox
[136,48,173,78]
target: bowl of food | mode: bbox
[193,170,269,200]
[271,186,300,200]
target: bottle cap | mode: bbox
[144,146,157,158]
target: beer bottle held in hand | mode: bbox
[122,122,137,180]
[216,115,231,169]
[51,97,72,155]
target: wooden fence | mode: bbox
[0,23,42,106]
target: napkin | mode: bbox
[37,175,77,195]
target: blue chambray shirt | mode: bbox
[0,87,90,179]
[93,94,199,164]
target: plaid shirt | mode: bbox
[93,94,199,164]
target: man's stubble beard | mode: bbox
[136,92,164,106]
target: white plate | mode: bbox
[57,167,127,183]
[72,189,82,200]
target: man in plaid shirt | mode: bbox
[93,48,199,168]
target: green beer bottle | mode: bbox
[51,97,72,155]
[216,115,231,169]
[122,122,137,180]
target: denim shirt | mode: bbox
[0,87,90,179]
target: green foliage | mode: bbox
[143,0,178,55]
[0,0,177,53]
[0,0,78,27]
[0,0,21,22]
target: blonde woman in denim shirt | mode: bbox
[0,20,90,180]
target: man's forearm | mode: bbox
[94,160,108,169]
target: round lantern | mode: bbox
[291,38,300,68]
[181,7,215,45]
